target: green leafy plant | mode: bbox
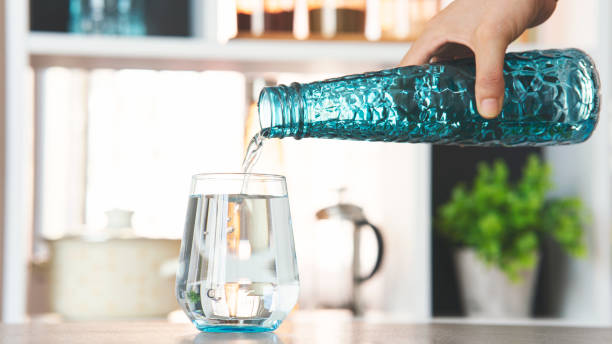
[187,290,200,305]
[437,155,588,281]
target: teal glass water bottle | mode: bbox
[258,49,600,146]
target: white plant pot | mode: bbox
[455,248,539,318]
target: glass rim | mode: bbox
[192,172,286,182]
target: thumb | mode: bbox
[473,37,508,119]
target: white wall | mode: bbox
[541,0,611,325]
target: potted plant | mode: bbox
[437,155,588,318]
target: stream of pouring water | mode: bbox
[241,132,265,192]
[242,132,264,173]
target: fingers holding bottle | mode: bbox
[472,23,512,118]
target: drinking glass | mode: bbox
[176,173,299,332]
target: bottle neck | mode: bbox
[258,84,306,139]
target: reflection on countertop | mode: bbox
[188,332,283,344]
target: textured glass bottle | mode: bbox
[258,49,600,146]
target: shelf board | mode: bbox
[28,32,411,73]
[29,32,545,73]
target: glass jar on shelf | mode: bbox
[308,0,365,39]
[236,0,266,37]
[69,0,146,36]
[264,0,296,35]
[237,0,254,35]
[308,0,329,38]
[336,0,366,38]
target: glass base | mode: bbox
[195,320,280,333]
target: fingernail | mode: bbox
[480,98,499,118]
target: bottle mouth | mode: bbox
[257,85,304,139]
[257,87,274,131]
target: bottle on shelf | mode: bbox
[69,0,146,36]
[264,0,296,35]
[336,0,366,37]
[236,0,265,37]
[308,0,333,38]
[257,49,600,146]
[308,0,366,39]
[237,0,254,35]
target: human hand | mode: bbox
[400,0,557,118]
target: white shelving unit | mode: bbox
[1,0,611,326]
[1,0,31,324]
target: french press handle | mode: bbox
[354,220,384,284]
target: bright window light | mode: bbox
[40,69,245,239]
[86,70,245,238]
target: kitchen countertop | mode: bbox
[2,313,612,344]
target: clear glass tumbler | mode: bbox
[176,173,299,332]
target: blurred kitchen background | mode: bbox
[0,0,611,326]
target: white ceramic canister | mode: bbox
[48,210,181,320]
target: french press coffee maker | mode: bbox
[314,190,384,316]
